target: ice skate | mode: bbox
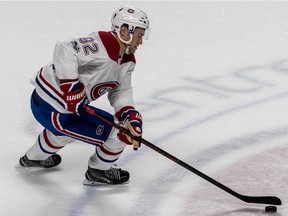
[83,166,130,186]
[19,154,61,168]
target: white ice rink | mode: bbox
[1,1,288,215]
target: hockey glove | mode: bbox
[60,79,87,115]
[116,106,143,150]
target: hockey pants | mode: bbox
[25,90,127,170]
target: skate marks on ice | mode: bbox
[181,145,288,216]
[68,184,131,216]
[196,208,282,216]
[123,60,288,216]
[126,127,288,216]
[15,164,131,216]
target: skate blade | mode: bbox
[83,179,130,186]
[83,179,109,186]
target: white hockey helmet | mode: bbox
[111,5,150,41]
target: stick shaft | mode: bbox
[86,107,282,205]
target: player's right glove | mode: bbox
[116,106,143,150]
[60,79,86,115]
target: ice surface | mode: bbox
[1,1,288,216]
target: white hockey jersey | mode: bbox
[34,31,136,114]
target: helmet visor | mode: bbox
[143,28,151,40]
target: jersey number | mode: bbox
[79,37,99,55]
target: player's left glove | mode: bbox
[116,106,143,150]
[60,79,87,115]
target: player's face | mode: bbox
[129,28,145,54]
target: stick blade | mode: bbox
[241,195,282,205]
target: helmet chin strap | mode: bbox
[117,32,133,55]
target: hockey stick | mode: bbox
[85,106,282,206]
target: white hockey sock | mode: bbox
[26,129,74,160]
[88,128,126,170]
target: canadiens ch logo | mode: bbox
[91,81,119,100]
[96,125,104,135]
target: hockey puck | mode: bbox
[265,206,277,213]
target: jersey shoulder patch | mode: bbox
[98,31,119,62]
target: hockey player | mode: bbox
[19,5,150,185]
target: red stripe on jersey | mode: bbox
[43,129,63,149]
[99,145,123,156]
[98,31,119,63]
[51,113,104,146]
[38,68,64,99]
